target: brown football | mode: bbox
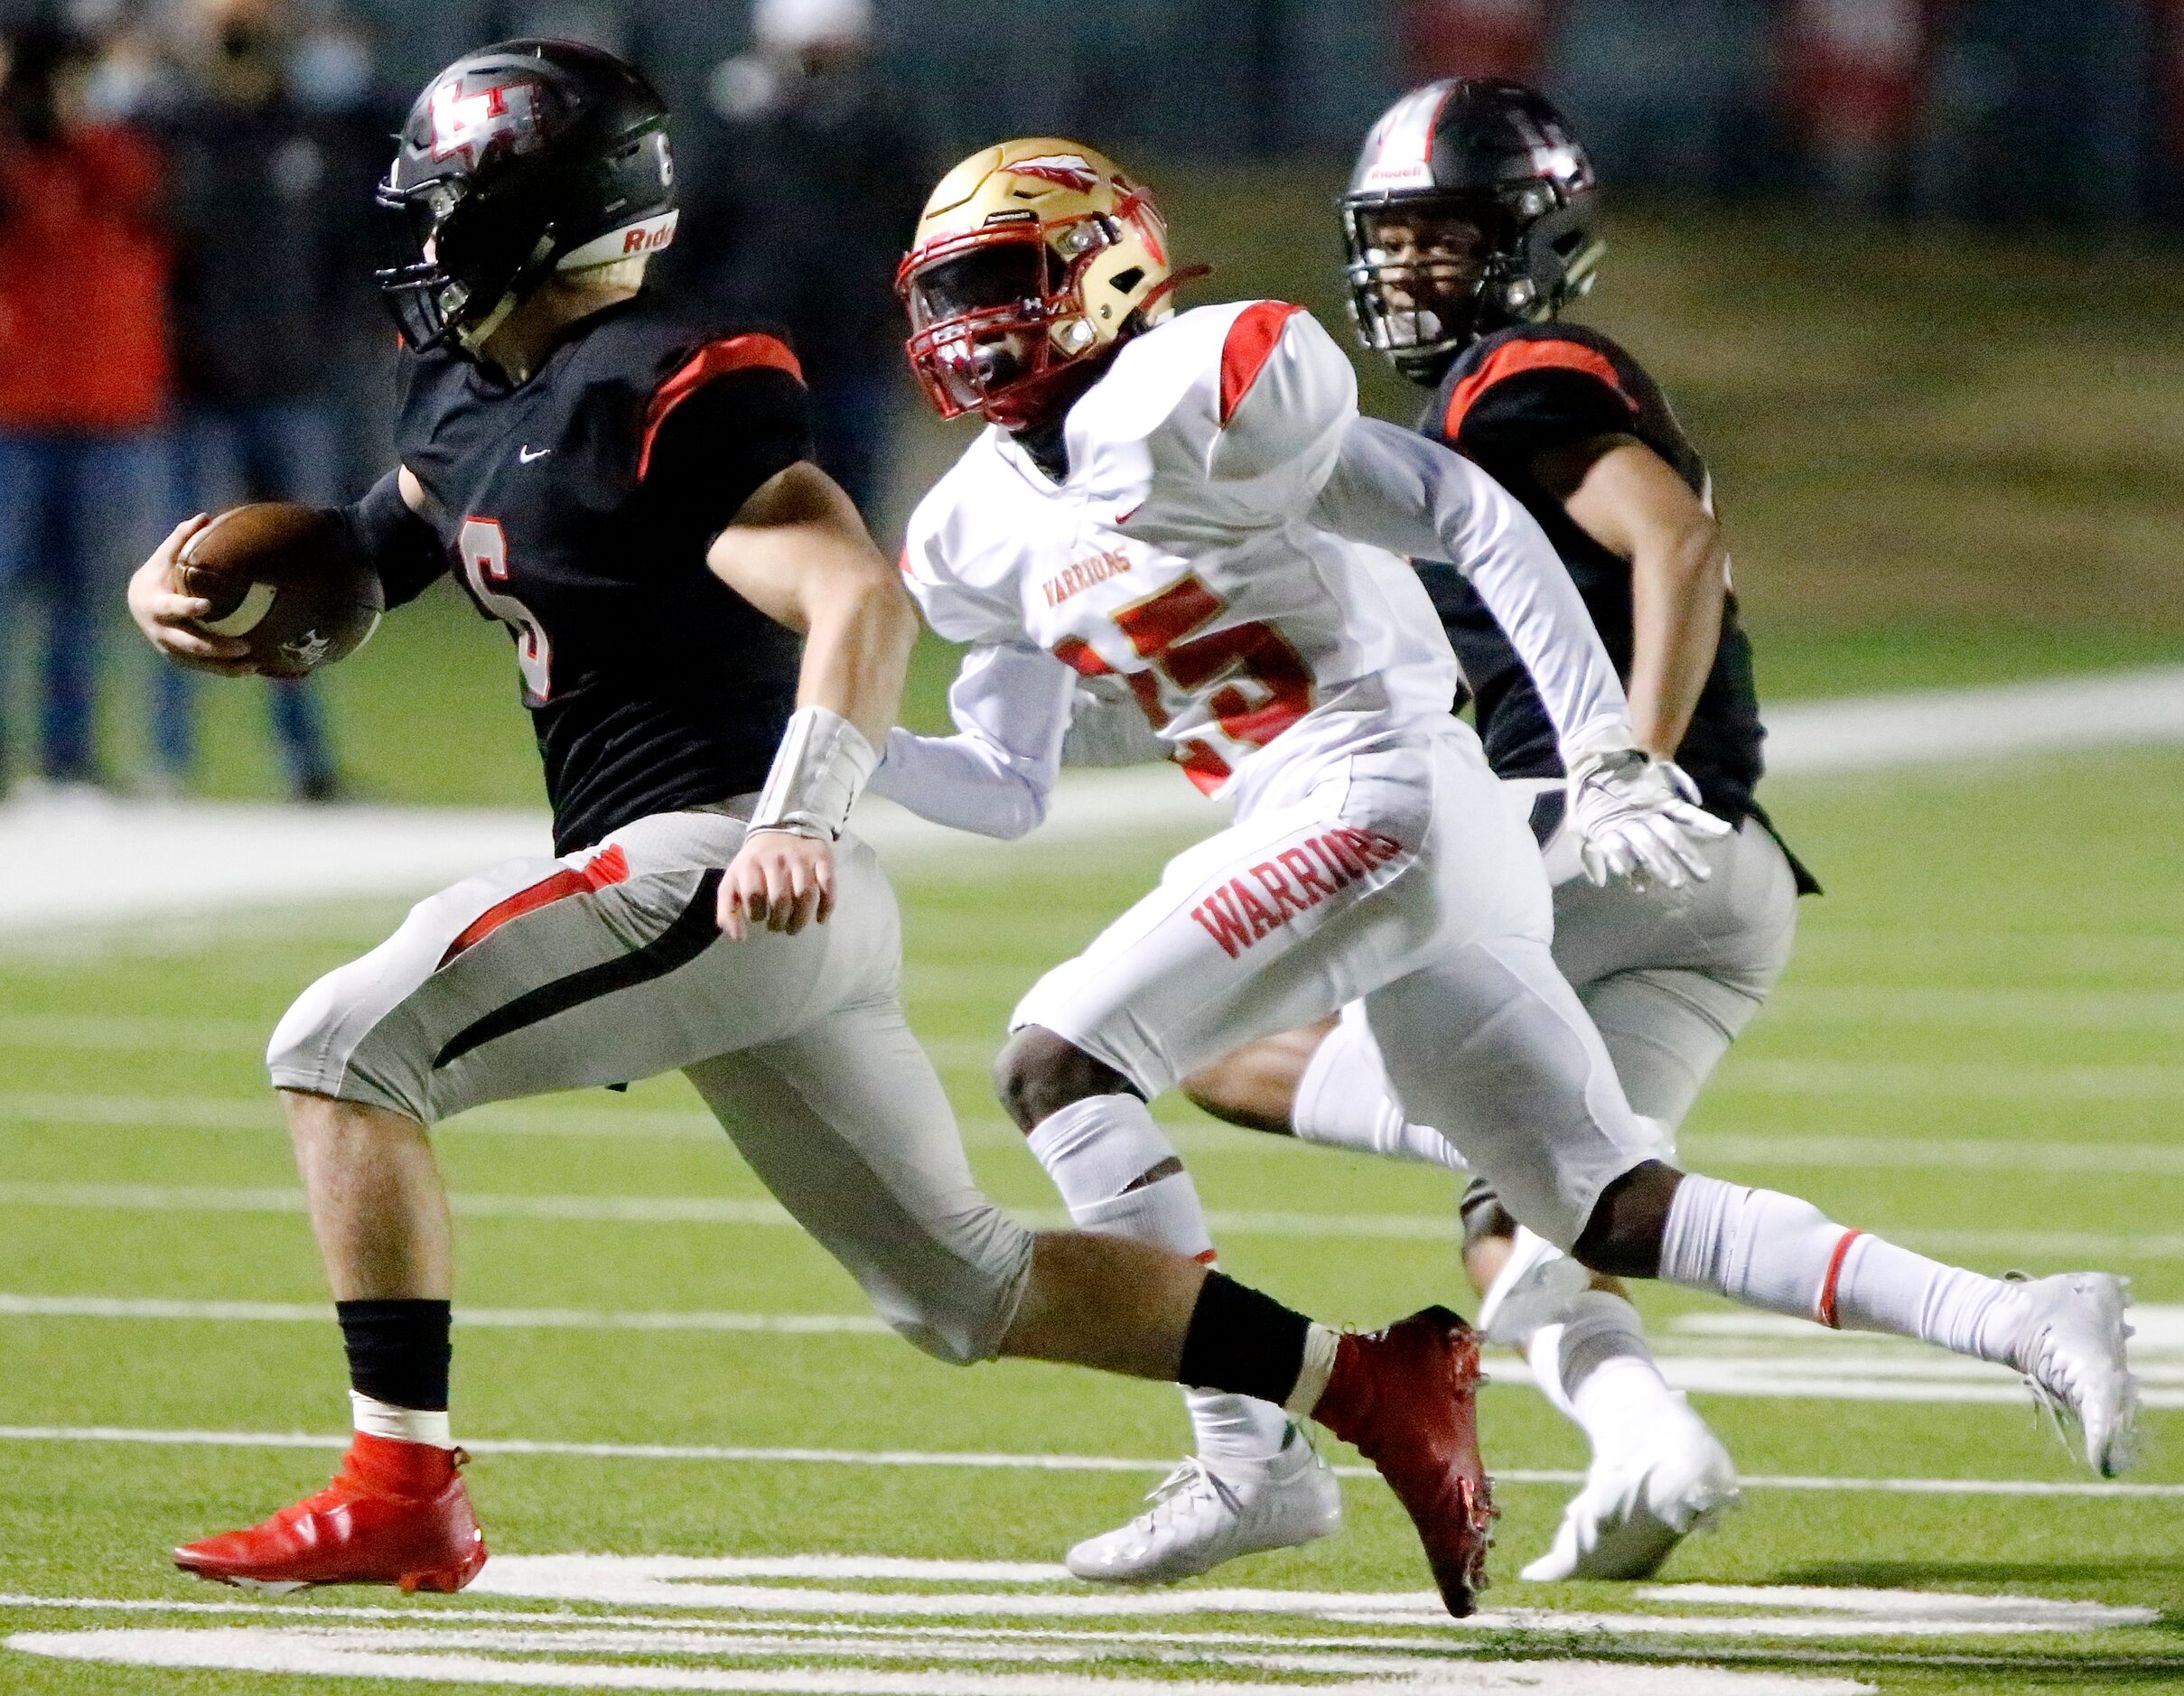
[176,502,385,678]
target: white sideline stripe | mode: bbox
[0,1423,2179,1499]
[5,1179,2184,1264]
[0,1294,889,1334]
[3,666,2180,938]
[1760,666,2184,773]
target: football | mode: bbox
[176,501,386,678]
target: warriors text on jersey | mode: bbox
[1417,321,1773,832]
[900,300,1458,805]
[387,293,810,853]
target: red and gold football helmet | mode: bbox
[897,138,1183,426]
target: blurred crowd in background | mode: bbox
[1,0,2179,804]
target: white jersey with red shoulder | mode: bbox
[900,300,1457,799]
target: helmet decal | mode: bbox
[1354,83,1451,194]
[428,78,543,170]
[1007,153,1103,192]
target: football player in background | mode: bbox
[1179,79,1815,1583]
[870,135,2136,1592]
[122,42,1521,1612]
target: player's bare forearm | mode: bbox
[1624,517,1726,758]
[1543,435,1727,759]
[708,461,917,748]
[709,462,911,939]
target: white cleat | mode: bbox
[2014,1272,2138,1477]
[1520,1396,1738,1582]
[1065,1436,1342,1584]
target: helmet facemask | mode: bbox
[900,140,1184,431]
[1340,79,1608,386]
[900,214,1134,427]
[1342,199,1500,382]
[375,168,560,356]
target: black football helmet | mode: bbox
[376,40,677,357]
[1340,79,1604,385]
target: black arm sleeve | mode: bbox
[639,364,814,548]
[339,471,446,609]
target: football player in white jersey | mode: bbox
[871,138,2138,1594]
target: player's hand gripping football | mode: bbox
[718,828,836,940]
[126,514,257,676]
[1566,747,1731,891]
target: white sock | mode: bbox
[1293,1018,1467,1171]
[350,1391,453,1448]
[1028,1095,1293,1462]
[1661,1175,2033,1366]
[1542,1290,1682,1460]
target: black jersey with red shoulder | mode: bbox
[1415,320,1771,833]
[389,291,809,854]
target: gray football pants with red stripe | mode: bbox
[266,800,1032,1364]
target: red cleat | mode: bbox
[173,1432,488,1596]
[1311,1305,1495,1616]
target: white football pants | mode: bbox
[1013,723,1658,1249]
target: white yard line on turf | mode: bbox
[0,1293,889,1333]
[15,982,2184,1047]
[3,666,2181,937]
[13,1096,2184,1176]
[4,1179,2183,1266]
[5,1291,2182,1405]
[0,1423,2176,1499]
[0,1628,1880,1694]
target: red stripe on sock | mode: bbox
[1817,1228,1864,1329]
[1193,1248,1219,1264]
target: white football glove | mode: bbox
[1566,748,1732,890]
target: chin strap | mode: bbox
[750,705,880,842]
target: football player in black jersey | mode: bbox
[120,42,1518,1608]
[1172,81,1815,1583]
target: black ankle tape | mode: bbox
[337,1299,453,1412]
[1176,1272,1311,1406]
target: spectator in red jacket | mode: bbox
[0,23,171,798]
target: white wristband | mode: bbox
[750,705,879,841]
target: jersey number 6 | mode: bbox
[458,517,554,704]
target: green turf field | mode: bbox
[0,742,2179,1692]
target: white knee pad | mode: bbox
[1027,1095,1211,1259]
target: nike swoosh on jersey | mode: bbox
[518,445,552,463]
